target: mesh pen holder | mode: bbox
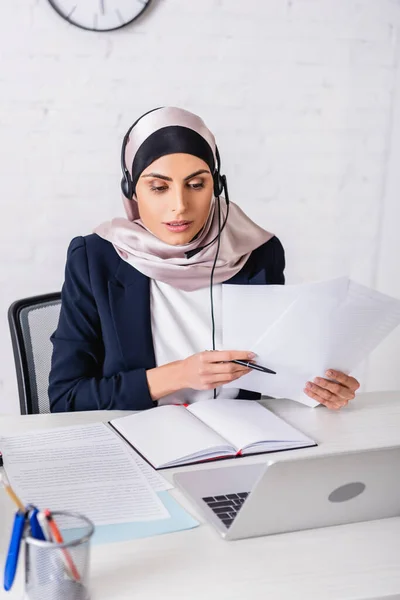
[24,511,94,600]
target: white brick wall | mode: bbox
[1,0,400,413]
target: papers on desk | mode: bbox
[126,446,173,493]
[222,277,400,407]
[0,423,169,525]
[0,423,198,544]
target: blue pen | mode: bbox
[4,510,26,591]
[27,506,46,541]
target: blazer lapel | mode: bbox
[108,260,156,371]
[225,255,267,285]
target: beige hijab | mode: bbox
[94,107,273,291]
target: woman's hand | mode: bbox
[181,350,254,390]
[146,350,254,401]
[304,369,360,410]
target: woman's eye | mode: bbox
[189,181,205,190]
[150,185,168,192]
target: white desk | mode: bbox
[1,392,400,600]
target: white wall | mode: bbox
[1,0,400,413]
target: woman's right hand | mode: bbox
[180,350,255,391]
[146,350,255,401]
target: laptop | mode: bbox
[173,446,400,540]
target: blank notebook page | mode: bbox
[188,400,314,452]
[110,405,231,468]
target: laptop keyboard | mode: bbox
[202,492,250,528]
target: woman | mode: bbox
[49,107,359,412]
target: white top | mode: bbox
[150,280,239,405]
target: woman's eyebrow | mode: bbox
[141,169,210,182]
[183,169,210,181]
[142,172,173,181]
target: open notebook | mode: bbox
[109,400,316,469]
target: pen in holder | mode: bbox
[24,511,94,600]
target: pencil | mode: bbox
[0,473,25,512]
[43,509,81,582]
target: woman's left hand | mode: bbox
[304,370,360,410]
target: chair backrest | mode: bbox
[8,293,61,415]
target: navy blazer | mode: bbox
[49,234,285,413]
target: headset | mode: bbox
[120,115,230,399]
[120,107,162,201]
[121,119,229,224]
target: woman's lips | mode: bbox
[164,220,193,233]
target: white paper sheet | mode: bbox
[0,423,169,525]
[222,277,349,351]
[125,445,172,491]
[324,280,400,372]
[223,277,400,406]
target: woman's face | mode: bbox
[135,153,214,246]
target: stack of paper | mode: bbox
[0,423,198,544]
[222,277,400,407]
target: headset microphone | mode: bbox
[190,147,230,400]
[121,115,229,401]
[184,176,229,259]
[185,146,229,260]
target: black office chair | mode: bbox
[8,293,62,415]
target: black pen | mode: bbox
[230,360,276,375]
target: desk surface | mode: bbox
[1,392,400,600]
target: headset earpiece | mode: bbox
[213,146,227,199]
[213,172,224,198]
[120,107,163,200]
[121,170,133,199]
[120,126,134,199]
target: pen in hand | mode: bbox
[230,360,276,375]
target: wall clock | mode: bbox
[47,0,152,32]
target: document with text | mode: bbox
[0,423,170,525]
